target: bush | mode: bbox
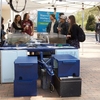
[85,15,96,31]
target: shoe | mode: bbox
[95,41,99,44]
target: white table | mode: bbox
[0,50,27,83]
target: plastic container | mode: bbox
[7,33,30,45]
[14,80,37,97]
[14,56,38,80]
[52,54,80,77]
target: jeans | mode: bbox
[95,31,100,42]
[95,33,98,41]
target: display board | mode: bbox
[37,11,59,32]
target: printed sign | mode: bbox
[37,11,59,32]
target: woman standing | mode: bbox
[22,13,34,36]
[12,14,23,33]
[66,15,80,48]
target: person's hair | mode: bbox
[69,15,76,25]
[98,18,100,21]
[23,13,29,21]
[50,14,56,19]
[14,14,21,24]
[59,13,64,17]
[68,15,76,33]
[1,17,4,24]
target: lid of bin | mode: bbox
[15,56,37,64]
[53,54,78,61]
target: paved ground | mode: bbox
[0,34,100,100]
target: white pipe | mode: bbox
[11,10,15,22]
[81,3,84,55]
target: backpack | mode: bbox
[77,26,86,42]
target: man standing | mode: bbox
[46,14,58,34]
[58,13,64,34]
[95,18,100,43]
[57,15,69,35]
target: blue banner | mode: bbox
[37,11,59,32]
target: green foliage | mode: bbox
[86,15,96,31]
[75,6,100,31]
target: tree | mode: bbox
[75,6,99,31]
[85,15,96,31]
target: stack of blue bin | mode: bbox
[52,54,81,97]
[14,56,38,97]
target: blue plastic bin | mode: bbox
[14,80,37,97]
[52,54,80,77]
[14,56,38,80]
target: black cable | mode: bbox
[9,0,27,13]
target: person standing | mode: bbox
[57,15,69,35]
[0,17,6,46]
[58,13,64,34]
[95,18,100,43]
[12,15,23,33]
[66,15,80,48]
[22,13,34,36]
[1,17,4,30]
[58,13,64,26]
[46,14,58,34]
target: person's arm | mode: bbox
[95,23,98,32]
[70,25,78,39]
[55,21,59,33]
[12,22,23,30]
[2,24,4,30]
[31,24,34,32]
[1,29,6,40]
[61,23,68,35]
[30,21,34,36]
[65,23,69,35]
[22,21,26,31]
[31,26,34,36]
[46,22,51,33]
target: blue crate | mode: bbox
[14,56,38,80]
[14,80,37,97]
[52,54,80,77]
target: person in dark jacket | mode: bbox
[12,14,23,33]
[46,14,58,34]
[57,15,69,35]
[95,18,100,43]
[1,17,4,30]
[66,15,80,48]
[58,13,64,34]
[0,17,6,46]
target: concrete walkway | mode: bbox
[0,34,100,100]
